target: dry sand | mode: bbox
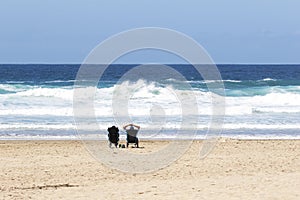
[0,139,300,199]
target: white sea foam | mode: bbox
[1,122,299,131]
[0,84,31,93]
[1,132,300,140]
[0,124,75,130]
[1,81,300,118]
[14,87,74,100]
[0,108,73,116]
[261,78,277,81]
[0,79,300,141]
[224,80,242,83]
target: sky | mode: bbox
[0,0,300,64]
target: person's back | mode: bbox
[123,124,140,148]
[127,127,138,137]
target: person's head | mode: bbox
[129,125,134,130]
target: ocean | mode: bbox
[0,64,300,140]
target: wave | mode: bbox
[43,80,75,83]
[0,125,300,141]
[186,80,242,84]
[1,122,300,131]
[261,78,277,81]
[224,80,242,83]
[0,80,300,117]
[1,86,74,100]
[0,84,33,93]
[0,108,73,116]
[1,134,299,140]
[15,87,73,100]
[0,123,75,130]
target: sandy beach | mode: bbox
[0,139,299,199]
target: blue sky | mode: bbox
[0,0,299,64]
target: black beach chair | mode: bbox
[126,129,139,148]
[107,126,119,148]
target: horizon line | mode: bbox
[0,63,300,65]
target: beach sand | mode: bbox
[1,139,299,199]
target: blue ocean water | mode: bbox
[0,64,300,139]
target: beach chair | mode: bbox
[126,128,139,148]
[123,124,140,148]
[107,126,119,148]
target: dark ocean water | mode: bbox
[0,64,300,139]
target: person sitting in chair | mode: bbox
[107,125,119,148]
[123,123,140,148]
